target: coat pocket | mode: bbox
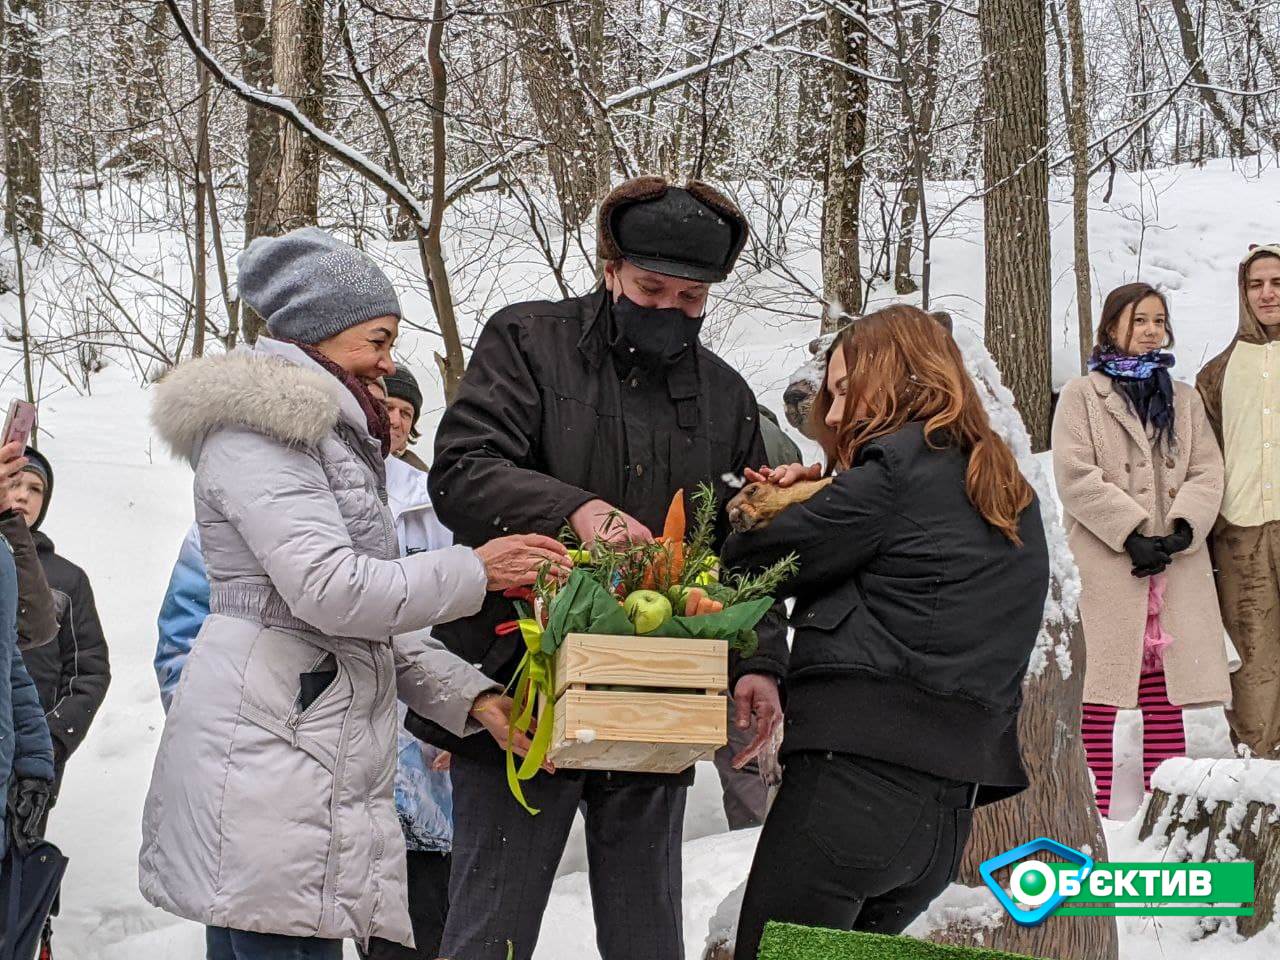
[240,652,352,773]
[793,584,861,631]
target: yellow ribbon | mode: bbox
[505,617,555,814]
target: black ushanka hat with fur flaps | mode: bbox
[597,176,749,283]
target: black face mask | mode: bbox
[610,293,704,369]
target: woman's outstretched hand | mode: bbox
[474,534,572,591]
[744,462,824,488]
[469,692,555,773]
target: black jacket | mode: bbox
[723,423,1049,804]
[0,509,57,652]
[415,290,788,766]
[19,531,109,781]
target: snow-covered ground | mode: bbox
[3,158,1278,958]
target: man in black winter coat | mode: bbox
[417,177,787,960]
[9,448,110,809]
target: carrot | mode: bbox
[661,490,686,583]
[708,599,724,614]
[641,491,689,591]
[683,587,705,617]
[662,489,687,543]
[695,595,716,617]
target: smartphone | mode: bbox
[1,399,37,450]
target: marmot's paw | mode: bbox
[727,477,833,533]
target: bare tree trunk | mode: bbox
[820,4,868,331]
[2,0,44,243]
[1169,0,1250,156]
[1129,0,1152,168]
[426,0,465,401]
[794,20,827,181]
[269,0,324,233]
[1222,0,1280,153]
[932,618,1120,960]
[191,0,210,358]
[979,0,1053,451]
[112,1,170,171]
[893,3,941,298]
[1050,0,1094,372]
[235,0,280,244]
[512,0,611,230]
[10,223,35,404]
[1223,0,1280,86]
[231,0,278,344]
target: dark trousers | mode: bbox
[712,698,769,830]
[439,752,687,960]
[205,927,342,960]
[360,850,451,960]
[734,751,975,960]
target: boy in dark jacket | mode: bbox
[9,448,110,805]
[1,438,56,858]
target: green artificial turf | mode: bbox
[756,922,1042,960]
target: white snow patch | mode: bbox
[1152,757,1280,809]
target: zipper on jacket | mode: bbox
[286,652,342,743]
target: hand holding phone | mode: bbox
[1,399,36,450]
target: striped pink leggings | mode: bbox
[1081,670,1185,818]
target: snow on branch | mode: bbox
[161,0,435,235]
[605,9,858,110]
[447,10,843,205]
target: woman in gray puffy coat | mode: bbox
[139,228,569,960]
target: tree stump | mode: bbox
[1138,765,1280,938]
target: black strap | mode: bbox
[3,844,22,960]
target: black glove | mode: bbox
[1123,531,1171,577]
[1159,519,1194,555]
[7,777,51,854]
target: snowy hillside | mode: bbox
[2,159,1277,959]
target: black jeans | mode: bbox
[205,928,342,960]
[360,850,451,960]
[734,751,975,960]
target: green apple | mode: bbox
[623,590,673,635]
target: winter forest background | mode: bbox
[2,1,1280,959]
[2,0,1278,445]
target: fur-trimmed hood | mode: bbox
[151,339,354,465]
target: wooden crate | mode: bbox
[543,632,728,773]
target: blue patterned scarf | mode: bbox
[1088,348,1176,448]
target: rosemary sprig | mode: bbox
[715,552,799,607]
[678,482,720,589]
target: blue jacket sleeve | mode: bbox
[155,526,210,712]
[10,647,54,782]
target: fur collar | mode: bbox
[151,346,348,463]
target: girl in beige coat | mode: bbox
[1053,283,1229,817]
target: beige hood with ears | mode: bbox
[1237,243,1280,345]
[1196,244,1280,448]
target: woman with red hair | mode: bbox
[726,306,1049,955]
